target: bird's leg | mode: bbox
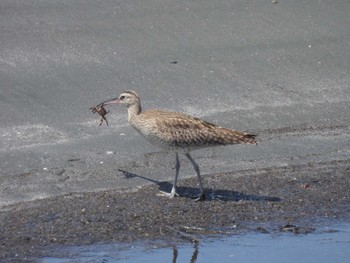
[157,152,180,198]
[185,153,206,201]
[171,152,181,197]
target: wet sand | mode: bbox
[1,158,349,260]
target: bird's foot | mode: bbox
[194,192,206,201]
[157,191,179,198]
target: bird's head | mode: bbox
[98,90,140,108]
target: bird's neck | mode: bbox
[127,103,142,122]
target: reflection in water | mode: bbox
[190,243,199,263]
[40,222,350,263]
[172,247,178,263]
[172,243,199,263]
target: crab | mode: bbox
[90,105,109,126]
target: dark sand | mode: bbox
[1,159,349,260]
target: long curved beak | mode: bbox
[97,97,120,107]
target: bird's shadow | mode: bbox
[117,169,281,202]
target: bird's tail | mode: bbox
[215,127,257,145]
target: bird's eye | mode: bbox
[120,96,125,100]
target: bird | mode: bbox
[97,90,257,200]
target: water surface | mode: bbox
[42,222,350,263]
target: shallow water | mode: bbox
[41,222,350,263]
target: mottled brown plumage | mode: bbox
[131,109,256,150]
[99,90,257,200]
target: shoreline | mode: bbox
[1,158,349,259]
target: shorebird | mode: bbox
[97,90,257,200]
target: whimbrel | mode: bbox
[97,90,256,200]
